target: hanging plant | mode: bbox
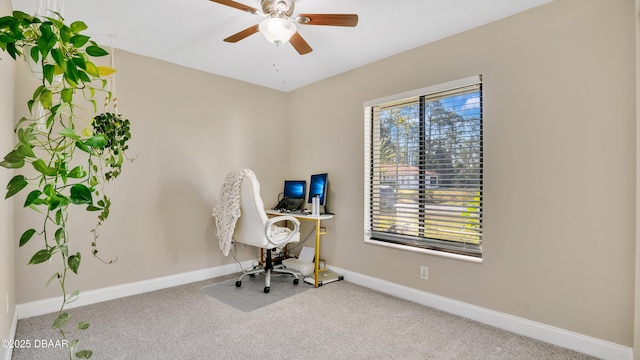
[91,112,131,180]
[0,10,133,359]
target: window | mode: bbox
[364,76,483,258]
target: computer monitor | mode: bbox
[284,180,306,199]
[307,173,328,206]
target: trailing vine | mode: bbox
[0,10,133,359]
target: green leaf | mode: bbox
[59,244,68,257]
[84,134,108,148]
[6,42,18,60]
[64,61,79,87]
[59,24,71,42]
[3,149,25,163]
[39,89,53,109]
[55,209,63,225]
[1,152,24,168]
[70,184,92,205]
[68,252,81,274]
[61,88,73,103]
[77,321,90,330]
[32,159,58,176]
[19,228,36,247]
[48,195,66,211]
[50,48,63,66]
[43,64,54,85]
[85,205,102,211]
[16,143,35,158]
[29,46,39,63]
[70,34,90,48]
[46,112,55,129]
[97,66,116,76]
[51,312,70,330]
[39,22,54,40]
[50,103,61,116]
[6,175,27,199]
[38,24,57,58]
[75,140,91,153]
[54,227,65,245]
[43,184,55,196]
[77,69,91,83]
[69,339,79,356]
[14,10,36,22]
[0,33,14,43]
[75,350,93,359]
[60,127,80,139]
[85,61,99,77]
[29,249,52,265]
[31,85,45,102]
[67,166,87,178]
[0,159,25,169]
[24,190,44,207]
[72,55,86,70]
[69,21,88,33]
[17,127,35,147]
[58,160,68,185]
[86,45,108,57]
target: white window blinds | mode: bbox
[364,76,483,258]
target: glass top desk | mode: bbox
[265,210,334,287]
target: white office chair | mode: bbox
[232,171,301,293]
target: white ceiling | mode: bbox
[12,0,552,92]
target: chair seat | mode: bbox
[267,227,301,248]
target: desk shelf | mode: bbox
[265,210,334,287]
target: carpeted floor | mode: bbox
[12,274,598,360]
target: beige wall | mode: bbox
[288,0,636,346]
[634,0,640,360]
[8,0,638,352]
[0,0,15,355]
[13,50,291,302]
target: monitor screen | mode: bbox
[307,173,328,205]
[284,180,306,199]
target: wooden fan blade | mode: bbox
[209,0,259,14]
[297,14,358,27]
[224,25,260,43]
[290,32,312,55]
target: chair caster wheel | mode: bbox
[235,281,241,287]
[264,287,270,293]
[293,278,299,285]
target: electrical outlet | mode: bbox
[420,266,429,280]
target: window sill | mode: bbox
[364,238,483,264]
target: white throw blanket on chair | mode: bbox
[211,168,253,256]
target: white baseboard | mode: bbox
[17,260,253,320]
[330,266,633,360]
[2,308,17,360]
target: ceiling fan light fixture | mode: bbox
[259,17,296,46]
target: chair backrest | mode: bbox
[233,171,270,248]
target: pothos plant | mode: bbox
[0,10,132,359]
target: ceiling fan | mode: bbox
[210,0,358,55]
